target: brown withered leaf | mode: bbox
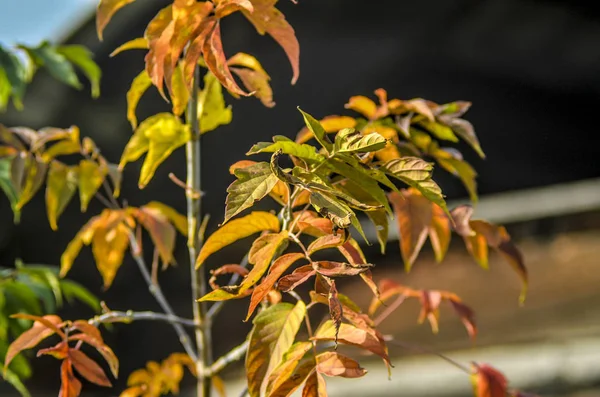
[277,265,315,292]
[312,321,391,369]
[247,252,305,320]
[471,363,508,397]
[302,370,328,397]
[209,264,249,290]
[327,280,343,345]
[60,360,82,397]
[97,0,137,40]
[242,0,300,84]
[69,348,112,387]
[313,261,373,278]
[449,205,475,237]
[4,315,64,369]
[316,352,367,378]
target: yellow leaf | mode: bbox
[96,0,137,40]
[199,72,233,134]
[345,96,377,119]
[119,113,191,188]
[37,126,81,162]
[212,375,227,397]
[13,152,47,211]
[196,211,280,268]
[296,115,356,145]
[126,70,152,130]
[228,53,274,107]
[46,161,78,230]
[60,217,98,278]
[239,231,288,293]
[170,63,189,116]
[143,201,187,236]
[79,159,108,212]
[110,37,148,57]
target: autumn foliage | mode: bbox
[0,1,542,397]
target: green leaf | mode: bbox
[45,161,78,230]
[309,191,368,243]
[333,128,387,154]
[224,162,280,224]
[56,45,102,98]
[0,157,20,221]
[0,44,28,109]
[246,301,306,397]
[1,367,31,397]
[199,71,233,134]
[248,136,325,163]
[2,283,42,315]
[382,157,448,214]
[19,41,82,91]
[126,70,152,130]
[297,108,333,153]
[0,67,11,111]
[58,280,101,312]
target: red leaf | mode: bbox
[417,290,442,333]
[70,321,103,342]
[67,334,119,378]
[277,265,315,292]
[472,363,508,397]
[246,252,305,320]
[69,348,112,387]
[4,314,64,369]
[316,352,367,378]
[37,341,70,360]
[59,360,82,397]
[242,0,300,84]
[202,20,248,96]
[447,295,477,340]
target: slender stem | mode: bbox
[186,66,212,397]
[207,340,249,376]
[129,234,198,362]
[385,339,471,374]
[374,294,407,326]
[89,310,198,328]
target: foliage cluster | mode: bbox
[0,1,537,397]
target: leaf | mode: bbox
[327,281,342,344]
[143,4,175,99]
[12,152,47,211]
[45,161,78,230]
[246,301,307,397]
[240,231,289,294]
[302,371,327,397]
[269,358,315,397]
[333,128,387,154]
[266,342,313,396]
[0,44,29,109]
[2,367,31,397]
[142,201,188,235]
[212,375,227,397]
[247,252,305,321]
[242,0,300,84]
[298,108,333,153]
[296,115,357,145]
[382,157,448,213]
[20,42,82,91]
[110,37,148,57]
[0,67,11,111]
[96,0,137,39]
[248,137,325,163]
[202,21,248,96]
[78,159,107,212]
[215,0,254,18]
[59,360,82,397]
[119,113,191,188]
[224,162,279,223]
[471,364,508,397]
[196,211,280,267]
[312,321,391,368]
[313,261,373,278]
[126,70,152,130]
[228,52,274,107]
[345,96,377,119]
[429,203,451,263]
[418,119,458,142]
[434,148,478,204]
[57,45,102,98]
[59,280,101,312]
[67,333,119,378]
[307,233,344,255]
[438,115,485,159]
[4,315,63,370]
[199,71,233,134]
[316,352,366,378]
[132,206,176,266]
[277,265,316,292]
[68,348,112,387]
[309,191,353,231]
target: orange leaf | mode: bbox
[215,0,254,18]
[302,371,328,397]
[246,252,305,321]
[312,321,391,368]
[316,352,366,378]
[144,6,174,99]
[277,265,315,292]
[69,348,112,387]
[37,341,70,360]
[202,20,248,96]
[96,0,136,40]
[429,204,451,263]
[307,233,344,255]
[68,333,119,378]
[60,360,82,397]
[241,231,289,292]
[182,19,215,87]
[417,290,442,333]
[345,96,377,119]
[4,314,64,369]
[132,206,176,267]
[242,0,300,84]
[472,363,508,397]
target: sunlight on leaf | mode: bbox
[97,0,137,40]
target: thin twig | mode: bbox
[169,172,203,199]
[89,310,198,328]
[94,192,115,209]
[374,294,407,326]
[385,339,471,374]
[289,233,311,260]
[206,253,249,320]
[128,234,198,362]
[207,340,249,376]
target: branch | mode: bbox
[129,234,199,362]
[90,310,198,328]
[207,340,249,376]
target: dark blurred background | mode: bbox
[2,0,600,395]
